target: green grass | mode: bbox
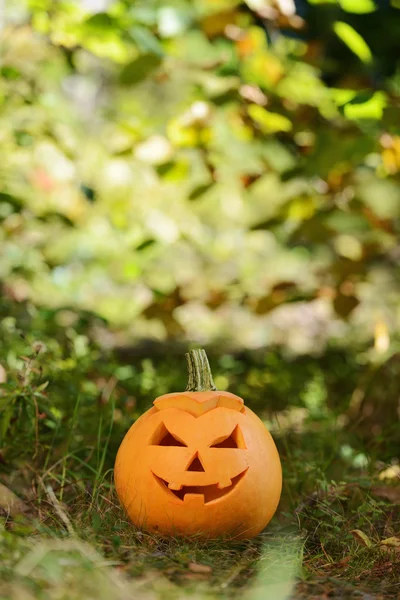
[0,306,399,600]
[1,456,398,600]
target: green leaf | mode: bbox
[0,404,14,441]
[1,66,21,80]
[262,141,296,173]
[333,22,373,63]
[308,0,376,8]
[129,26,164,57]
[79,13,132,63]
[129,5,158,26]
[339,0,376,13]
[331,88,357,106]
[120,53,162,85]
[344,91,386,120]
[82,13,116,33]
[189,183,214,200]
[35,381,49,392]
[248,105,292,134]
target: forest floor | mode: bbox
[0,320,399,600]
[1,467,399,600]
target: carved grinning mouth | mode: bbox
[152,470,248,504]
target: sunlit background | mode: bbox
[2,0,400,355]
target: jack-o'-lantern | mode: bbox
[114,349,282,539]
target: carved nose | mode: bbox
[186,452,205,472]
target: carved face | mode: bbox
[150,409,249,505]
[115,391,282,540]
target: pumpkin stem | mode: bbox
[185,349,217,392]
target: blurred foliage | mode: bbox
[1,0,400,357]
[0,292,399,469]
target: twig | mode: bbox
[39,480,75,537]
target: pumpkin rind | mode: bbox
[114,395,282,539]
[153,390,244,416]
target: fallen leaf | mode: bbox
[0,483,28,515]
[371,560,394,577]
[379,537,400,548]
[334,555,352,568]
[188,562,212,574]
[371,485,400,504]
[350,529,373,548]
[378,465,400,481]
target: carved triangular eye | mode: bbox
[159,431,187,447]
[150,423,187,447]
[210,425,246,449]
[211,436,237,449]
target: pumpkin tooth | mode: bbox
[217,479,232,489]
[168,482,183,490]
[184,493,204,505]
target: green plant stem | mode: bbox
[185,349,217,392]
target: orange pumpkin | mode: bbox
[114,349,282,539]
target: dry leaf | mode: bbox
[0,483,28,515]
[371,485,400,504]
[379,537,400,549]
[350,529,373,548]
[378,465,400,481]
[334,555,351,568]
[371,560,394,577]
[188,562,212,574]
